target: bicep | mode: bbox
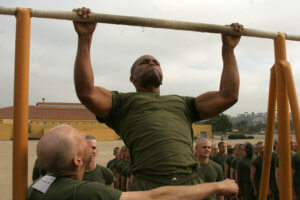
[195,91,237,120]
[80,86,112,119]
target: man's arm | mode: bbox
[120,179,238,200]
[250,165,257,197]
[195,23,243,120]
[73,7,112,119]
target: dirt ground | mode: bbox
[0,135,271,200]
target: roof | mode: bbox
[0,103,97,120]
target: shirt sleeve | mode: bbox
[182,96,202,122]
[77,182,122,200]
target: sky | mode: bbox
[0,0,300,116]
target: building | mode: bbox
[0,102,212,140]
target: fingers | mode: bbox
[230,23,244,32]
[73,7,92,18]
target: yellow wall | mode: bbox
[28,119,120,141]
[0,124,13,140]
[0,119,210,141]
[192,124,212,139]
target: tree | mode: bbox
[207,114,233,134]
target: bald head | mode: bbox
[37,125,89,176]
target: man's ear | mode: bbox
[130,75,134,83]
[72,156,83,167]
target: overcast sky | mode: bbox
[0,0,300,116]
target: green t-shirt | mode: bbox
[97,92,200,176]
[197,160,224,183]
[197,160,224,200]
[251,156,263,190]
[115,160,128,174]
[28,176,121,200]
[83,164,115,185]
[237,155,256,184]
[120,161,131,178]
[107,158,117,169]
[292,152,300,196]
[211,153,228,169]
[225,156,234,178]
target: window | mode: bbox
[91,122,94,126]
[67,122,71,125]
[52,122,55,125]
[83,122,86,125]
[44,122,47,125]
[36,121,39,124]
[75,122,78,126]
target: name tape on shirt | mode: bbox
[32,175,56,193]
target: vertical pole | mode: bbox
[274,32,292,200]
[281,63,300,153]
[13,8,31,200]
[259,66,276,200]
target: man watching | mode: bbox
[27,125,239,200]
[196,138,224,200]
[107,147,121,169]
[82,135,115,185]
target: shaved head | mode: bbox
[37,125,89,176]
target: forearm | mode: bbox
[220,45,239,101]
[74,35,95,100]
[148,182,223,200]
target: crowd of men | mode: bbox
[195,138,300,200]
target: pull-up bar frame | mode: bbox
[1,5,300,41]
[0,5,300,200]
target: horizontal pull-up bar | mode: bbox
[1,5,300,41]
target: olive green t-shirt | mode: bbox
[107,158,117,169]
[120,161,131,178]
[251,156,263,190]
[197,160,224,200]
[225,156,234,178]
[292,152,300,196]
[211,153,228,169]
[28,176,121,200]
[83,164,115,185]
[237,156,256,184]
[197,160,224,183]
[115,160,128,174]
[97,92,201,176]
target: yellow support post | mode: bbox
[274,32,292,200]
[281,60,300,153]
[259,66,276,200]
[13,8,31,200]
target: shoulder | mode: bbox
[209,160,223,172]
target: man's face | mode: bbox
[116,149,121,160]
[87,140,98,162]
[239,146,245,155]
[219,143,226,154]
[131,55,163,88]
[211,145,219,155]
[197,142,211,158]
[77,132,92,166]
[257,144,264,156]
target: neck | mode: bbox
[85,160,96,172]
[197,156,209,164]
[135,86,160,94]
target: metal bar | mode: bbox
[274,32,292,200]
[12,8,31,200]
[1,5,300,41]
[258,65,276,200]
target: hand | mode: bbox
[221,23,243,50]
[216,179,239,196]
[73,7,97,37]
[253,189,258,196]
